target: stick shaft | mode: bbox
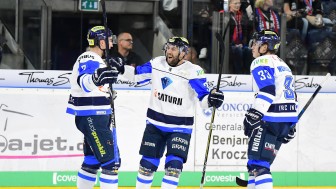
[200,108,215,185]
[297,73,330,120]
[200,29,228,187]
[293,73,331,127]
[99,0,119,164]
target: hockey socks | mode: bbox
[247,175,256,189]
[136,173,154,189]
[161,175,179,189]
[77,169,97,189]
[99,173,118,189]
[255,173,273,189]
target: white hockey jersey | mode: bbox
[66,51,112,116]
[123,56,210,134]
[251,54,298,123]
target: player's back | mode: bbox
[251,54,298,123]
[66,51,111,116]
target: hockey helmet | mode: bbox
[87,26,115,47]
[250,30,281,52]
[163,36,190,53]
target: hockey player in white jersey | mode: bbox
[109,36,224,189]
[243,30,298,189]
[66,26,120,189]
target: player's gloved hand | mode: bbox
[92,67,118,86]
[108,57,125,74]
[282,127,296,144]
[208,88,224,108]
[243,108,264,136]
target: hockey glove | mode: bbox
[108,57,125,74]
[282,127,296,144]
[208,89,224,108]
[243,108,264,136]
[92,67,118,86]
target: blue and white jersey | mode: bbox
[66,51,112,116]
[251,54,298,123]
[123,56,210,134]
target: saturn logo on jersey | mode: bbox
[154,89,183,106]
[161,77,173,89]
[252,127,263,152]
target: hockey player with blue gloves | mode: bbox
[243,30,298,189]
[66,26,120,189]
[110,36,224,189]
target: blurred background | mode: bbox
[0,0,335,75]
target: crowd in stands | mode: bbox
[191,0,336,75]
[102,0,336,76]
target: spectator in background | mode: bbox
[111,32,143,67]
[254,0,281,33]
[184,46,209,72]
[284,0,308,40]
[194,0,225,60]
[229,0,252,74]
[285,0,335,75]
[284,0,328,40]
[195,3,213,60]
[184,46,199,64]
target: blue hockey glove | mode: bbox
[92,67,118,86]
[282,127,296,144]
[208,89,224,108]
[108,57,125,74]
[243,108,264,136]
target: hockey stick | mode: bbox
[99,0,119,164]
[200,31,226,189]
[235,73,331,187]
[294,73,331,126]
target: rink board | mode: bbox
[0,171,336,186]
[0,70,336,187]
[2,187,336,189]
[0,186,336,189]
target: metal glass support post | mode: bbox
[280,13,287,61]
[223,11,230,74]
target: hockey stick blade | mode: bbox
[235,73,331,187]
[236,176,248,187]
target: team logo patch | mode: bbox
[203,108,212,117]
[161,77,172,90]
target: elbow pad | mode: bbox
[78,74,97,92]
